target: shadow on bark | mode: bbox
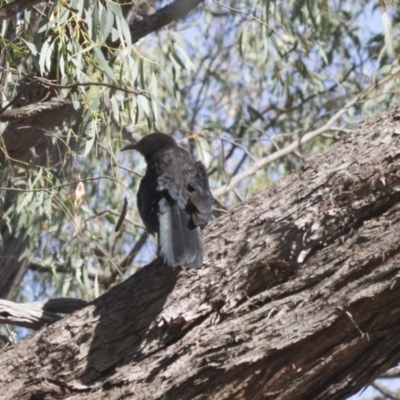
[81,260,180,385]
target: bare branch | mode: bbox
[130,0,205,43]
[0,0,49,21]
[34,77,150,98]
[380,367,400,379]
[372,383,400,400]
[0,298,87,330]
[0,176,131,194]
[0,97,72,122]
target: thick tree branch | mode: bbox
[130,0,205,43]
[0,97,72,122]
[0,0,204,48]
[0,298,87,330]
[0,0,48,21]
[1,106,400,398]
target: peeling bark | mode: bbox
[1,107,400,399]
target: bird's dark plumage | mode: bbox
[122,133,213,268]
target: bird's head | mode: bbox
[121,132,177,161]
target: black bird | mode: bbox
[122,133,213,268]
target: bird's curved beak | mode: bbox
[120,143,137,152]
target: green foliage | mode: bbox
[1,0,400,302]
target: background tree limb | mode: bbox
[0,0,49,21]
[0,298,87,330]
[130,0,205,43]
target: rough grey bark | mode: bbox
[1,106,400,399]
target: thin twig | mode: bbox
[0,175,132,194]
[34,77,150,98]
[372,383,400,400]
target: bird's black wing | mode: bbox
[154,148,204,268]
[187,161,213,228]
[155,147,191,209]
[137,162,160,234]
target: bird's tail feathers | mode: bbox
[158,197,203,268]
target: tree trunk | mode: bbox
[0,88,77,299]
[1,106,400,399]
